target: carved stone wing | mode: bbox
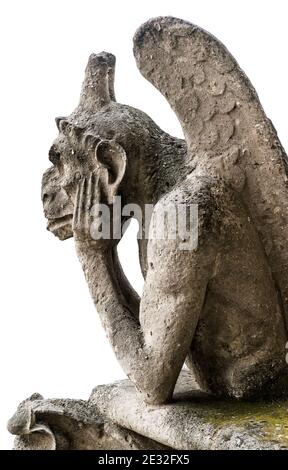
[133,16,288,329]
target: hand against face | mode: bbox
[72,172,100,245]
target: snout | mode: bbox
[42,185,74,240]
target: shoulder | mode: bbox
[151,174,232,248]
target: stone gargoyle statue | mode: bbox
[8,17,288,450]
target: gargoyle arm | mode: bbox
[75,199,217,404]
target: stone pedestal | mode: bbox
[8,371,288,450]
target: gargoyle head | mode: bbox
[41,52,163,240]
[42,53,122,240]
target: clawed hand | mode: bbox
[72,172,100,244]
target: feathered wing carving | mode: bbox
[133,16,288,328]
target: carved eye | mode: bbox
[55,117,71,134]
[49,145,61,165]
[59,120,70,134]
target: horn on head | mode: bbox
[78,52,116,112]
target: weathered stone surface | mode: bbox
[40,16,288,407]
[91,371,288,450]
[7,393,166,450]
[8,372,288,450]
[10,14,288,451]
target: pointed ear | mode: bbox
[95,140,127,204]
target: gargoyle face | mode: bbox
[41,115,127,241]
[41,119,84,240]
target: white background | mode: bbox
[1,0,288,450]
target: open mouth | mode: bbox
[47,215,73,240]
